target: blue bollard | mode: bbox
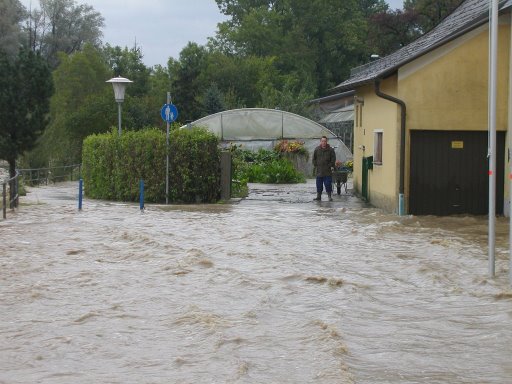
[139,179,144,211]
[78,179,83,211]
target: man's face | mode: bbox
[320,137,327,148]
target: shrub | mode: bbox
[231,146,305,184]
[82,127,221,203]
[168,127,221,203]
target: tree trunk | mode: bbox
[8,157,15,179]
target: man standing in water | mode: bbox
[312,136,336,201]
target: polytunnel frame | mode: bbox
[184,108,346,142]
[183,108,353,178]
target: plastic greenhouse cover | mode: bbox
[187,108,341,140]
[184,108,353,164]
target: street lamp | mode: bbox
[106,76,132,135]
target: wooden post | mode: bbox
[2,183,6,219]
[220,152,232,201]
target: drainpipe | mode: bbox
[509,10,512,286]
[374,78,407,216]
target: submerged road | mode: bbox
[1,181,511,383]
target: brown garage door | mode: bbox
[409,130,504,215]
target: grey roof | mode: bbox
[308,90,355,105]
[319,105,354,124]
[333,0,511,92]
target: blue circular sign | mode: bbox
[161,103,178,123]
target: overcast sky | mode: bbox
[20,0,404,68]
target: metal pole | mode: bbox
[488,0,498,277]
[139,179,145,211]
[166,92,170,204]
[118,102,122,136]
[78,179,83,211]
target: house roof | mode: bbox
[318,105,354,124]
[333,0,511,92]
[308,90,355,105]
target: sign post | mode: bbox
[161,97,178,204]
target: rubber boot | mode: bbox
[313,192,321,201]
[327,192,333,201]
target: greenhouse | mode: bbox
[184,108,352,176]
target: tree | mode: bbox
[26,0,104,69]
[367,8,421,56]
[31,44,111,167]
[202,52,280,108]
[404,0,463,33]
[0,48,53,178]
[202,83,225,115]
[260,75,315,117]
[368,0,463,56]
[0,0,27,58]
[102,44,150,97]
[212,0,370,95]
[168,42,209,122]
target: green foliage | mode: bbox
[168,127,221,203]
[0,48,53,176]
[30,45,112,168]
[168,42,209,122]
[102,45,150,97]
[260,75,315,117]
[82,127,221,203]
[244,159,306,184]
[201,52,279,110]
[368,0,463,56]
[404,0,463,33]
[231,147,305,185]
[213,0,370,94]
[202,82,225,115]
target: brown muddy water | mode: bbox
[1,181,511,384]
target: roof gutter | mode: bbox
[374,78,407,216]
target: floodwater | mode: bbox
[1,180,511,384]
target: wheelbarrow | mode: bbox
[332,168,349,195]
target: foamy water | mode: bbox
[1,181,511,383]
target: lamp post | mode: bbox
[106,76,132,136]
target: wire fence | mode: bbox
[1,164,81,220]
[1,170,20,219]
[17,164,81,186]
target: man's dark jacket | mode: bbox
[312,144,336,177]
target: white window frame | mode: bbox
[373,130,383,165]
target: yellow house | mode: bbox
[332,0,511,216]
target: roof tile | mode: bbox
[333,0,510,91]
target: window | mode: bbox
[374,130,383,165]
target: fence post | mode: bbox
[78,179,83,211]
[14,174,19,208]
[220,151,232,201]
[139,179,144,211]
[2,183,6,219]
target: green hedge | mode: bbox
[82,127,221,203]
